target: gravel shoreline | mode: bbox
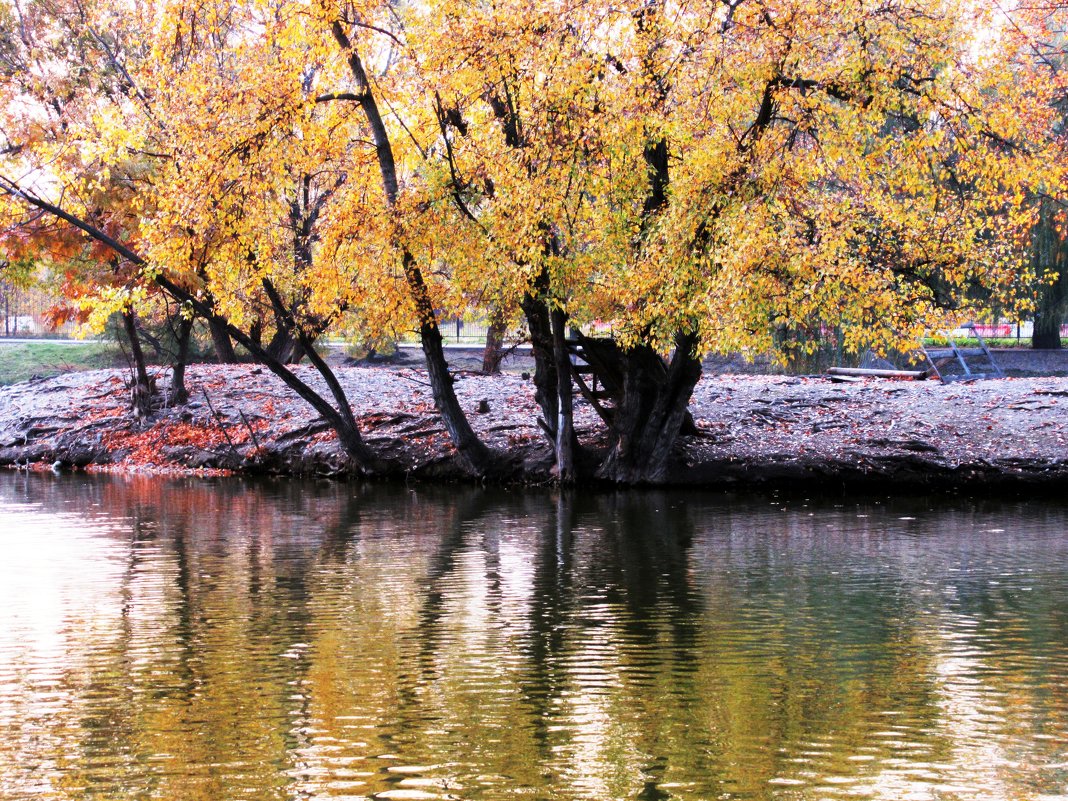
[2,364,1067,491]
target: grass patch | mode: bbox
[0,340,127,386]
[923,337,1068,349]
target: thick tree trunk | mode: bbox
[550,306,575,482]
[596,332,702,484]
[209,316,239,364]
[122,308,155,418]
[482,313,507,374]
[1033,305,1065,349]
[169,312,193,405]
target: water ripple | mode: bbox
[0,476,1066,800]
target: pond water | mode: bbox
[0,473,1066,801]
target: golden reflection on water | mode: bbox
[0,474,1066,801]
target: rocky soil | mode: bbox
[2,361,1068,490]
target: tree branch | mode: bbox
[315,91,364,103]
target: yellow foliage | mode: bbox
[2,0,1064,357]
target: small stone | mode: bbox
[477,399,490,413]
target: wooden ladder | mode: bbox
[565,336,621,426]
[922,323,1004,382]
[564,334,701,434]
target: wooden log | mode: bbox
[924,347,986,358]
[826,367,928,379]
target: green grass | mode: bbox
[923,336,1068,349]
[0,340,126,386]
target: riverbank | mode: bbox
[2,363,1067,490]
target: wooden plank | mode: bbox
[826,367,927,379]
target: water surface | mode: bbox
[0,473,1066,800]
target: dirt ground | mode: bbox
[1,358,1067,489]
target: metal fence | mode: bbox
[397,318,497,346]
[964,322,1068,340]
[0,281,78,337]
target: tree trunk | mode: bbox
[420,319,494,474]
[403,253,494,475]
[209,316,239,363]
[482,312,507,374]
[266,327,303,363]
[259,277,378,469]
[550,306,575,482]
[521,292,560,443]
[169,312,193,405]
[1033,302,1065,349]
[216,302,376,470]
[122,308,155,418]
[596,332,702,484]
[1032,201,1068,349]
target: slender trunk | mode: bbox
[166,279,376,469]
[405,253,494,475]
[481,312,507,374]
[169,312,193,405]
[550,307,574,482]
[212,302,375,468]
[260,277,377,468]
[482,88,562,451]
[329,23,492,475]
[209,316,239,363]
[133,320,167,359]
[596,332,702,483]
[122,308,155,418]
[421,319,494,473]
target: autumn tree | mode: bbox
[1007,14,1068,349]
[0,0,172,411]
[401,0,1045,482]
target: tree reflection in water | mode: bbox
[0,473,1065,800]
